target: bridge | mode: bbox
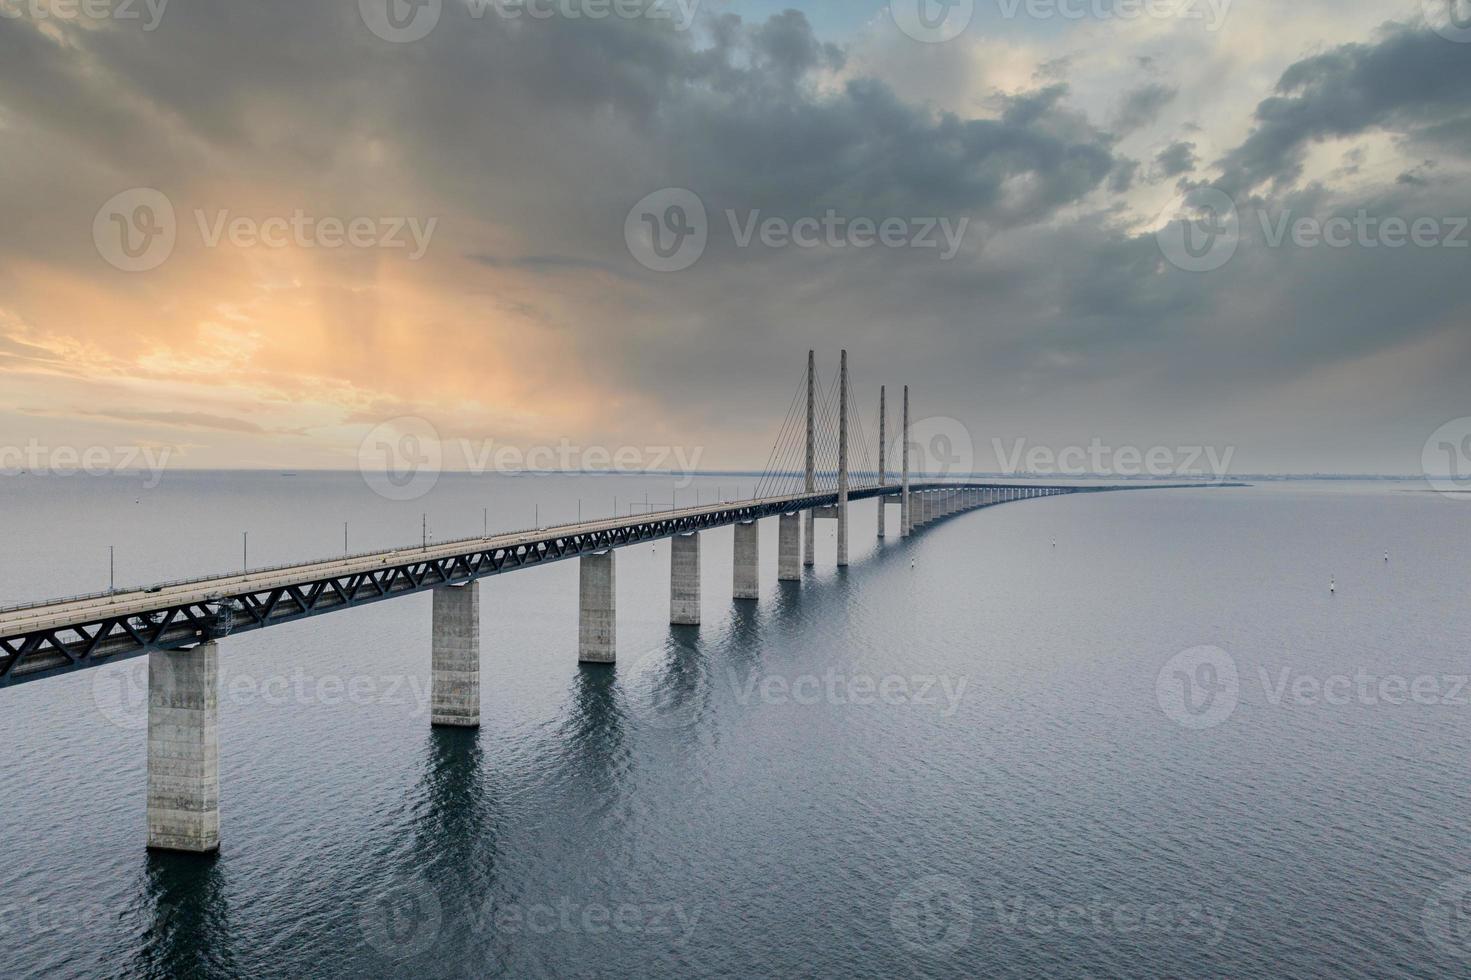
[0,350,1210,854]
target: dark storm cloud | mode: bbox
[1153,141,1198,179]
[1217,21,1471,194]
[3,4,1470,471]
[1113,83,1176,134]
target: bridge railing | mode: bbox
[0,487,835,616]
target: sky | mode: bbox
[1,0,1469,476]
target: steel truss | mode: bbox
[0,483,1123,687]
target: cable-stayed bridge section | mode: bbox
[0,350,1214,853]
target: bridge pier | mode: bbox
[147,640,220,853]
[778,512,801,581]
[431,582,480,728]
[579,551,616,663]
[734,521,759,600]
[671,532,701,625]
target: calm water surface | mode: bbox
[2,473,1470,977]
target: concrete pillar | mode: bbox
[901,386,911,537]
[778,512,801,581]
[147,641,220,853]
[670,532,701,625]
[432,582,480,728]
[836,349,849,567]
[734,521,759,600]
[579,550,616,663]
[876,386,886,539]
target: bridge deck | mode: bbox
[0,481,1218,687]
[0,488,822,636]
[1,481,980,685]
